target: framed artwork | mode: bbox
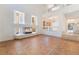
[68,23,75,30]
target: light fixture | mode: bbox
[48,4,71,12]
[51,6,60,11]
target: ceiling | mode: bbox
[65,10,79,19]
[47,4,71,12]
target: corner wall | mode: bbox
[0,4,47,42]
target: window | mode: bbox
[52,20,59,31]
[14,11,25,24]
[14,10,25,35]
[31,15,37,32]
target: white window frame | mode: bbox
[31,15,38,33]
[14,10,25,35]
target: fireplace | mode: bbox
[23,27,32,34]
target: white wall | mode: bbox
[1,4,79,41]
[40,4,79,37]
[0,4,47,42]
[40,12,65,37]
[62,4,79,33]
[0,5,15,41]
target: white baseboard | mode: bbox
[0,36,15,42]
